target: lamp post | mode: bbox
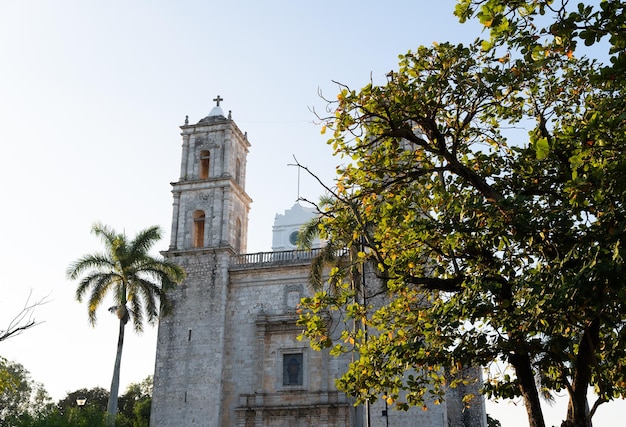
[76,396,86,409]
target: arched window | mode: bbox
[193,210,205,248]
[235,218,242,253]
[199,150,210,179]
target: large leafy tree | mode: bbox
[298,2,626,427]
[56,386,109,414]
[117,376,153,427]
[14,382,153,427]
[0,357,51,426]
[67,224,185,426]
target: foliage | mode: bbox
[298,2,626,427]
[117,376,152,427]
[13,405,107,427]
[487,413,502,427]
[9,379,153,427]
[67,223,185,426]
[131,398,151,427]
[0,357,51,427]
[57,386,109,413]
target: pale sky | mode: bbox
[0,1,623,426]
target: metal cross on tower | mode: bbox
[213,95,223,107]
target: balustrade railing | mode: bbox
[231,248,323,267]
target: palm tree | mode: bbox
[67,223,185,426]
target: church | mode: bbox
[149,99,487,427]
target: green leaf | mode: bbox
[534,137,549,160]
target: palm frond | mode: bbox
[91,223,119,252]
[66,254,115,280]
[69,223,185,330]
[130,226,161,256]
[298,216,321,250]
[129,297,144,332]
[136,259,185,289]
[309,239,350,292]
[137,278,160,325]
[85,274,119,325]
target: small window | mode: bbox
[199,150,210,179]
[282,353,303,386]
[193,211,205,248]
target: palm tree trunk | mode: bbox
[106,317,126,427]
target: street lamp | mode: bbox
[76,396,86,408]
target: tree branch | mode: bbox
[404,275,465,292]
[0,291,49,342]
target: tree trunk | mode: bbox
[106,317,126,427]
[563,319,599,427]
[509,352,546,427]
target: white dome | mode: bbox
[208,105,224,117]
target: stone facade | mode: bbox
[150,102,487,427]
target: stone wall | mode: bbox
[221,262,356,427]
[151,249,231,427]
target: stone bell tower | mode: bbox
[168,95,251,254]
[151,97,252,426]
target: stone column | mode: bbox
[169,191,181,249]
[180,134,190,180]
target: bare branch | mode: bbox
[0,290,49,342]
[289,156,342,203]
